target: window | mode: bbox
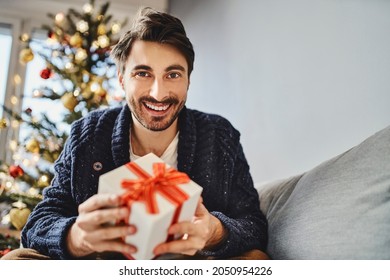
[20,29,70,139]
[0,23,13,118]
[0,18,20,163]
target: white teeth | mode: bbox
[145,102,169,111]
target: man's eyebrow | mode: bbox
[131,64,186,72]
[165,64,186,72]
[132,64,152,71]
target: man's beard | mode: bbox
[129,96,185,132]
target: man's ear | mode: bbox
[118,70,124,90]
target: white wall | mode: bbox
[170,0,390,182]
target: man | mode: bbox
[3,7,267,260]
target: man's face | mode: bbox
[119,40,189,132]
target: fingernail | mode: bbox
[128,246,137,254]
[127,226,136,234]
[110,194,119,203]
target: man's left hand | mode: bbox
[153,199,226,256]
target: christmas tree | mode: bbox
[0,0,125,254]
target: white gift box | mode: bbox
[98,153,202,260]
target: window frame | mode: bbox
[0,15,38,163]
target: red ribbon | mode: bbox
[120,162,190,214]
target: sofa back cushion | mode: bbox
[258,125,390,259]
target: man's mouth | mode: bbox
[143,101,171,112]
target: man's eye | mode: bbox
[167,72,181,79]
[136,71,150,77]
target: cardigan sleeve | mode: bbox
[21,135,78,259]
[200,144,268,258]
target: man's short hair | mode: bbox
[111,7,195,76]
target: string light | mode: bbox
[22,158,30,166]
[32,154,40,163]
[75,49,87,61]
[98,35,110,48]
[90,82,100,93]
[11,120,20,128]
[73,89,80,97]
[5,181,13,189]
[40,175,48,183]
[33,89,43,97]
[111,22,121,34]
[83,3,93,14]
[55,13,65,24]
[9,140,18,151]
[13,74,21,85]
[76,20,89,33]
[10,96,19,105]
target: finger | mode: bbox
[154,237,204,255]
[77,206,130,229]
[194,202,208,216]
[168,221,200,236]
[79,194,121,213]
[90,240,137,256]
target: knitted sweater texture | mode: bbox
[21,105,267,259]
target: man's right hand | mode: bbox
[66,194,137,258]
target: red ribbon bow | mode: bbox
[121,162,190,214]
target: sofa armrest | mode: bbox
[255,174,304,217]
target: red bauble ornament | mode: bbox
[24,107,32,115]
[40,68,52,79]
[48,30,54,38]
[9,165,24,178]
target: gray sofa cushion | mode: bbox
[257,125,390,259]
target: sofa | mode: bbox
[256,124,390,259]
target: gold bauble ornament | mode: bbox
[61,92,78,111]
[81,86,93,99]
[69,33,83,48]
[96,87,107,97]
[97,24,106,35]
[9,207,31,230]
[25,138,40,153]
[19,48,34,64]
[0,118,7,129]
[42,150,59,163]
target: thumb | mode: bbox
[195,199,208,216]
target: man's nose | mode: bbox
[149,78,169,101]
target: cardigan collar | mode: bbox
[111,105,131,167]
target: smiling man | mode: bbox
[3,7,268,260]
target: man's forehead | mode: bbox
[126,41,188,72]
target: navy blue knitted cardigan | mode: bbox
[21,105,267,259]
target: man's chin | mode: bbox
[143,121,174,132]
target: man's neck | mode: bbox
[130,118,179,158]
